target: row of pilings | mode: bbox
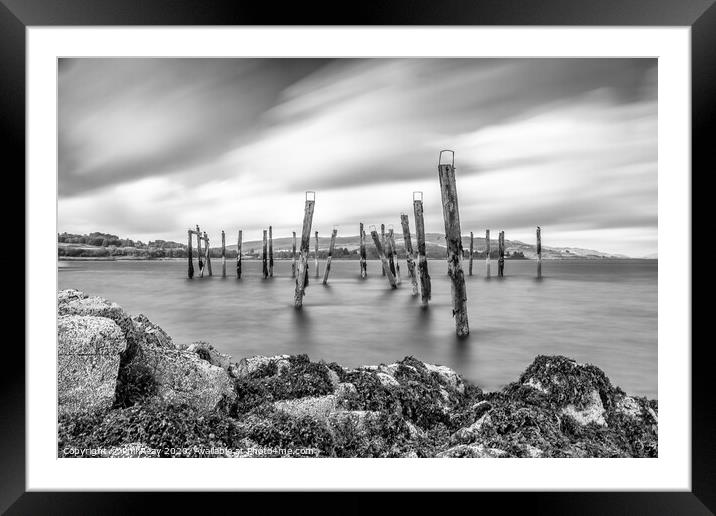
[187,151,544,336]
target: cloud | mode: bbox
[58,58,657,256]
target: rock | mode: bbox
[405,421,423,439]
[57,315,127,415]
[436,444,509,458]
[376,372,400,387]
[424,362,466,394]
[273,395,338,420]
[328,409,379,431]
[335,382,357,398]
[132,314,174,349]
[471,400,492,418]
[451,413,491,443]
[512,355,617,415]
[185,341,231,371]
[276,359,291,376]
[561,390,606,426]
[139,346,235,413]
[614,394,642,418]
[59,295,141,358]
[234,354,291,378]
[58,288,88,304]
[519,443,544,458]
[326,368,340,389]
[524,377,548,394]
[334,382,357,407]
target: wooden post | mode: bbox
[485,229,491,278]
[370,226,397,289]
[388,226,401,284]
[380,224,386,276]
[498,231,505,278]
[469,231,474,276]
[262,229,268,279]
[536,226,542,279]
[196,225,204,277]
[221,230,226,278]
[291,231,297,278]
[386,227,396,277]
[413,192,431,305]
[400,213,418,295]
[437,150,469,337]
[237,230,242,278]
[187,229,194,279]
[269,225,274,277]
[294,191,315,308]
[314,231,320,278]
[359,222,367,279]
[322,228,338,285]
[204,232,213,276]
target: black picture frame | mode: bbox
[3,0,710,513]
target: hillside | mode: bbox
[58,231,637,260]
[228,232,631,260]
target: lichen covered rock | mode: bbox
[58,288,88,305]
[184,341,232,371]
[132,313,174,349]
[58,315,127,415]
[234,354,291,378]
[134,345,235,413]
[56,291,657,459]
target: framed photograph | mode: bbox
[5,0,710,512]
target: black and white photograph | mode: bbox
[56,57,659,459]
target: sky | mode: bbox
[58,58,657,257]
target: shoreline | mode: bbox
[58,256,656,262]
[57,288,658,458]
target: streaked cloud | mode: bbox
[59,58,657,256]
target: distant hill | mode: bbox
[57,230,638,260]
[228,232,631,260]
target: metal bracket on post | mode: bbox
[438,149,455,167]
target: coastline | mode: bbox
[57,288,658,458]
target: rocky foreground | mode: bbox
[57,289,657,458]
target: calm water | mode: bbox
[58,258,657,398]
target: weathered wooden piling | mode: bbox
[359,223,367,279]
[294,191,315,308]
[322,228,338,285]
[498,231,505,278]
[221,230,226,278]
[269,225,274,277]
[386,227,396,277]
[196,225,204,277]
[314,231,320,278]
[485,229,491,278]
[187,229,194,279]
[437,150,469,337]
[469,231,474,276]
[204,232,213,276]
[291,231,297,278]
[262,230,268,279]
[537,226,542,279]
[413,192,431,305]
[380,223,386,276]
[237,230,242,278]
[370,226,397,289]
[388,226,401,284]
[400,213,418,295]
